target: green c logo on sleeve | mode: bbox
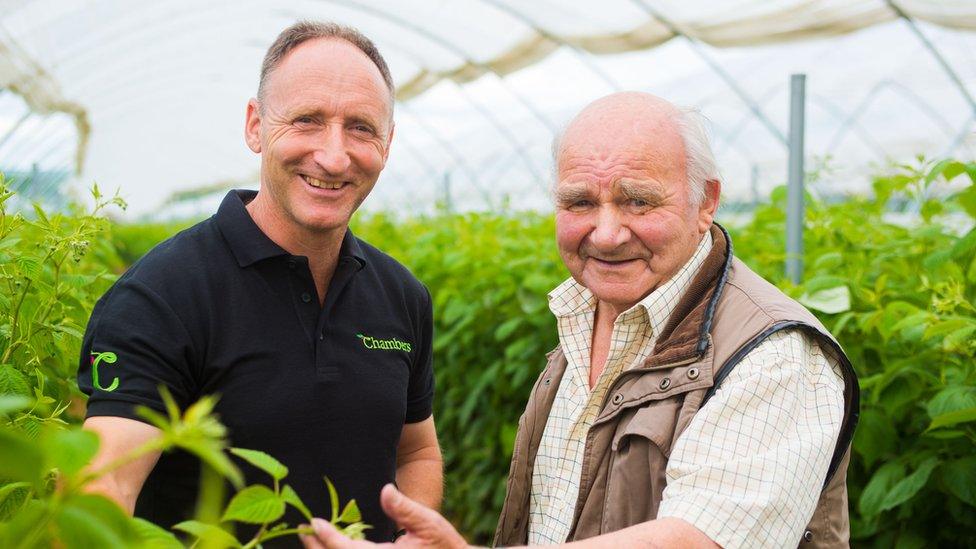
[91,351,119,392]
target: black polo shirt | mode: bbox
[78,190,434,544]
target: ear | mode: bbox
[697,179,721,233]
[382,121,395,163]
[244,98,262,153]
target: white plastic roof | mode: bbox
[1,0,974,218]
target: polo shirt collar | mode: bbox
[339,226,367,271]
[215,190,366,270]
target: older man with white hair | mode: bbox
[302,92,859,549]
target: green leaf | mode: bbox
[221,485,285,524]
[928,386,976,418]
[951,227,976,259]
[803,275,848,294]
[0,395,31,415]
[854,409,898,467]
[927,406,976,431]
[337,499,361,524]
[943,325,976,351]
[879,457,938,512]
[281,484,313,522]
[173,520,242,548]
[798,285,850,314]
[942,456,976,507]
[31,203,50,227]
[0,500,49,546]
[339,521,372,540]
[0,481,30,519]
[56,494,140,549]
[15,256,40,279]
[0,366,30,396]
[920,200,943,221]
[325,476,340,522]
[812,251,843,271]
[924,158,959,185]
[859,461,905,517]
[132,518,184,549]
[230,447,288,481]
[493,318,522,341]
[40,427,100,477]
[0,428,44,484]
[955,180,976,218]
[923,318,975,341]
[889,311,931,335]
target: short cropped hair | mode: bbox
[257,20,394,104]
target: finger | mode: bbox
[299,522,327,549]
[307,518,354,549]
[380,485,467,548]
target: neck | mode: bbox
[589,300,626,388]
[246,193,343,304]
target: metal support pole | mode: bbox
[786,74,806,285]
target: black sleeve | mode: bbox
[404,285,434,423]
[78,277,198,422]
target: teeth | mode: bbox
[302,175,344,190]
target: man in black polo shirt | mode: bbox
[77,21,442,544]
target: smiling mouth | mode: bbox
[301,174,347,190]
[591,257,637,266]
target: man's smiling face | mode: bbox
[554,93,715,314]
[244,37,393,237]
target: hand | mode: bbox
[301,484,469,549]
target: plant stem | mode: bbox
[254,526,316,544]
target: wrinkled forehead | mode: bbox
[556,112,686,186]
[555,140,686,193]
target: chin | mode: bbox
[297,214,349,233]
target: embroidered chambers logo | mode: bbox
[356,333,412,353]
[91,351,119,392]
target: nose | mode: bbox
[588,206,631,251]
[311,124,352,176]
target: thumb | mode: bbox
[379,484,432,529]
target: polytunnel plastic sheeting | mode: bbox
[0,0,973,217]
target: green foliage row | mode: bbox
[8,157,975,547]
[0,179,366,547]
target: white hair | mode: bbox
[550,104,721,205]
[673,106,720,206]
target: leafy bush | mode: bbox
[0,178,365,547]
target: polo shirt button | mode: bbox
[803,530,814,543]
[318,334,324,341]
[659,377,671,390]
[287,259,296,270]
[301,292,312,303]
[611,393,623,405]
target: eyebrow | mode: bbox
[553,184,593,205]
[618,179,666,205]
